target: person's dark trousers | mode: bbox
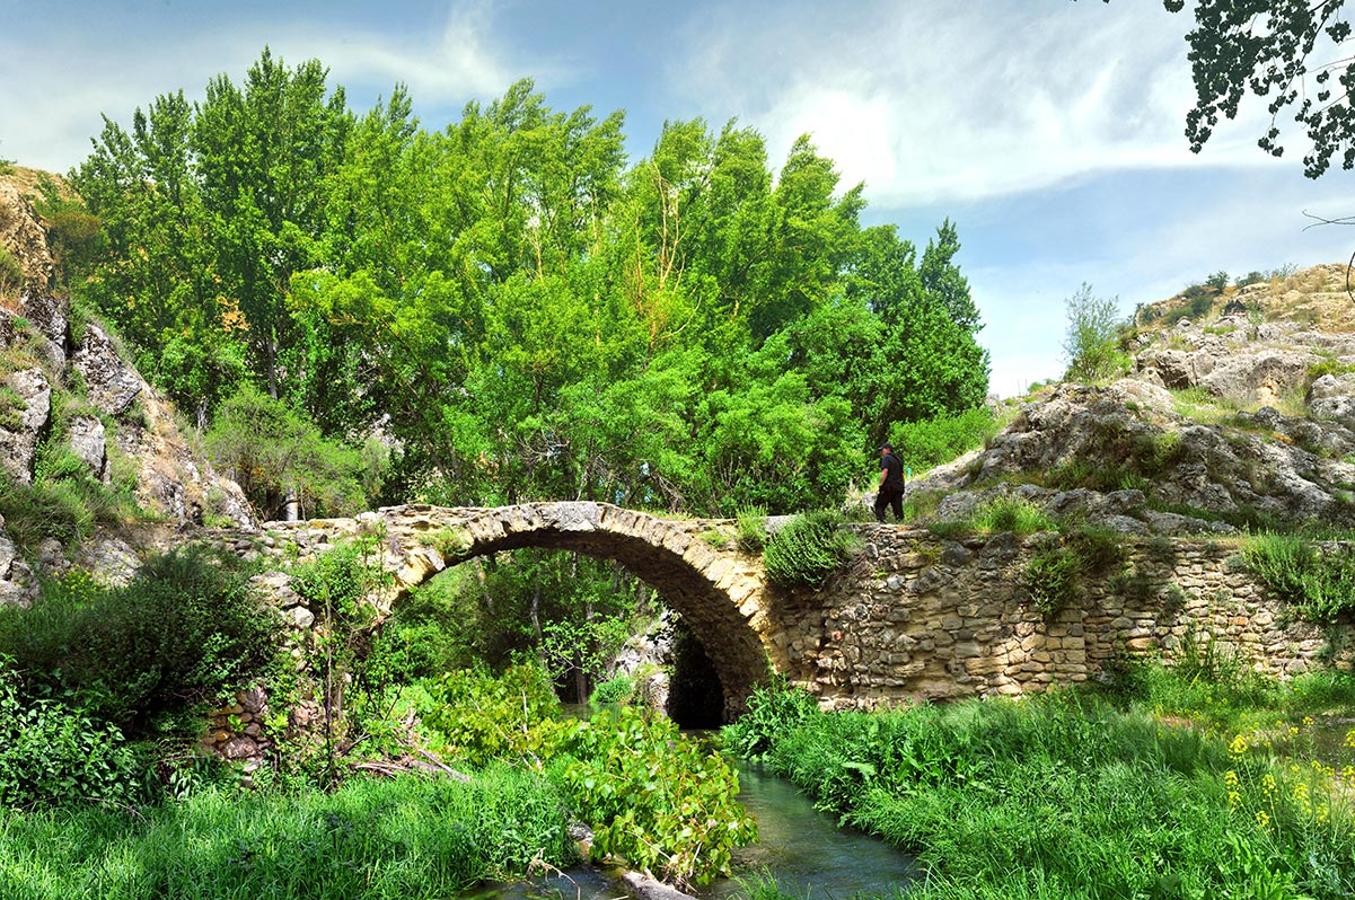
[874,488,904,522]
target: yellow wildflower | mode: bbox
[1288,726,1300,737]
[1228,790,1242,809]
[1224,770,1240,787]
[1262,774,1277,795]
[1229,735,1249,756]
[1317,805,1329,825]
[1302,716,1315,728]
[1255,811,1270,828]
[1345,729,1355,750]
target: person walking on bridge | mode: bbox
[874,443,905,523]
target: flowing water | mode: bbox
[470,755,916,899]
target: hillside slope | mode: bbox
[910,266,1355,535]
[0,169,253,605]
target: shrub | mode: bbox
[205,384,374,520]
[891,406,999,473]
[722,676,820,762]
[1063,284,1129,382]
[0,550,278,735]
[1244,534,1355,622]
[558,706,757,887]
[763,509,863,588]
[1021,546,1081,617]
[0,656,146,809]
[0,245,22,297]
[419,662,568,767]
[1205,270,1230,292]
[735,505,768,553]
[970,495,1054,536]
[589,673,635,705]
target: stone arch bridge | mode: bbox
[202,501,1349,762]
[215,502,782,718]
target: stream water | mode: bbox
[469,755,915,899]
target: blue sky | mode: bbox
[4,0,1354,395]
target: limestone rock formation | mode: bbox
[912,268,1355,535]
[0,168,256,603]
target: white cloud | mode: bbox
[0,1,537,172]
[670,1,1277,205]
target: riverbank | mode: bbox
[724,663,1355,899]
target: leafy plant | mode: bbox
[0,656,146,809]
[558,705,757,887]
[762,509,863,588]
[722,676,820,762]
[1063,284,1129,382]
[0,550,278,736]
[971,495,1054,536]
[735,505,768,553]
[1244,533,1355,622]
[589,673,636,705]
[1021,546,1081,617]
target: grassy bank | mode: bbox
[0,769,575,899]
[724,668,1355,899]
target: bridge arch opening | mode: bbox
[373,503,778,721]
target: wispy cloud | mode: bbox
[669,1,1276,205]
[0,1,540,172]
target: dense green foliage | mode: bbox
[1020,546,1082,617]
[1244,534,1355,623]
[204,384,379,519]
[0,771,576,897]
[762,509,863,588]
[0,657,146,810]
[890,405,1000,473]
[62,50,987,519]
[398,664,755,886]
[0,551,276,737]
[726,676,1355,899]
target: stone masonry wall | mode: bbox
[777,524,1354,709]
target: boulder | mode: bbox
[1197,349,1316,404]
[73,324,142,417]
[67,414,107,481]
[0,367,51,483]
[0,522,37,607]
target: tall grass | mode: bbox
[763,510,862,588]
[0,770,576,899]
[728,679,1355,899]
[1244,533,1355,622]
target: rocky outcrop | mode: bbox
[913,279,1355,535]
[0,168,256,604]
[0,367,50,483]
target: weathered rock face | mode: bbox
[72,324,142,417]
[0,168,256,604]
[0,367,51,483]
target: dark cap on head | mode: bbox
[878,443,893,452]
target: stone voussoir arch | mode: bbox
[243,501,783,718]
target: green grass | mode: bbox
[726,676,1355,899]
[763,510,862,588]
[930,495,1054,539]
[0,769,576,899]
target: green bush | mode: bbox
[722,676,821,763]
[891,406,999,473]
[762,509,863,588]
[0,769,576,896]
[557,705,756,886]
[1244,533,1355,622]
[735,505,768,553]
[0,656,146,809]
[0,550,278,735]
[589,673,635,705]
[0,245,22,296]
[0,449,145,553]
[419,663,567,767]
[1021,546,1081,617]
[1063,284,1130,382]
